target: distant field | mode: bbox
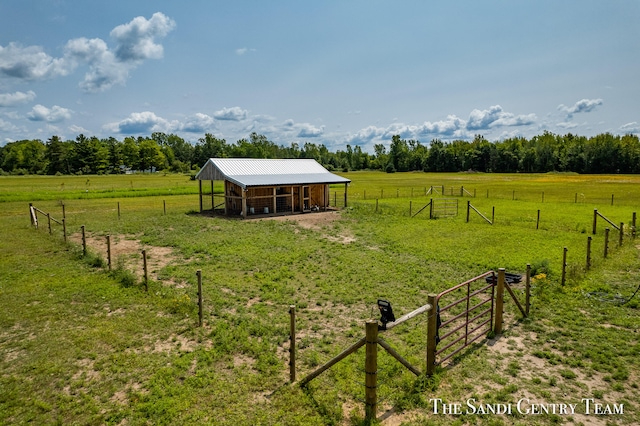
[1,172,639,425]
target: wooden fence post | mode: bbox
[118,202,121,220]
[29,203,34,226]
[494,269,505,335]
[561,247,567,285]
[593,209,598,234]
[196,270,203,327]
[604,228,610,258]
[536,210,540,230]
[619,223,624,247]
[163,200,166,215]
[365,320,378,422]
[289,305,296,383]
[142,250,148,291]
[466,201,470,223]
[426,294,437,376]
[586,236,592,270]
[62,203,66,221]
[62,218,67,243]
[106,234,112,270]
[633,212,637,238]
[375,198,378,213]
[611,194,614,206]
[47,212,52,234]
[81,225,87,255]
[429,198,433,219]
[492,207,495,224]
[409,201,412,217]
[525,264,531,316]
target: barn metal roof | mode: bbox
[195,158,351,189]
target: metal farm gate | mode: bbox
[433,271,495,365]
[431,198,458,218]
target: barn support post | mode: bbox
[272,187,277,215]
[494,269,505,335]
[364,320,378,422]
[199,180,203,213]
[292,186,296,213]
[242,189,248,218]
[210,181,214,211]
[344,183,348,207]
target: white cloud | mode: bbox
[0,117,20,133]
[27,104,72,122]
[0,42,73,80]
[236,47,256,56]
[556,121,578,129]
[297,123,324,138]
[467,105,536,130]
[0,13,175,93]
[0,90,36,107]
[213,106,248,121]
[111,12,176,62]
[64,37,128,93]
[106,111,177,134]
[68,124,90,135]
[344,106,536,145]
[181,113,215,133]
[558,98,603,118]
[620,122,640,134]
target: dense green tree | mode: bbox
[1,139,48,174]
[137,139,166,171]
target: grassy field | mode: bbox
[1,172,639,425]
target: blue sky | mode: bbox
[1,1,639,153]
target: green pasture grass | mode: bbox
[0,173,207,202]
[1,171,639,425]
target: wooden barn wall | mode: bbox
[221,181,332,216]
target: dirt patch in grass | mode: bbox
[260,211,356,244]
[68,232,181,284]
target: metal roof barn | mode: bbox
[195,158,351,217]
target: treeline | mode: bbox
[1,131,639,175]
